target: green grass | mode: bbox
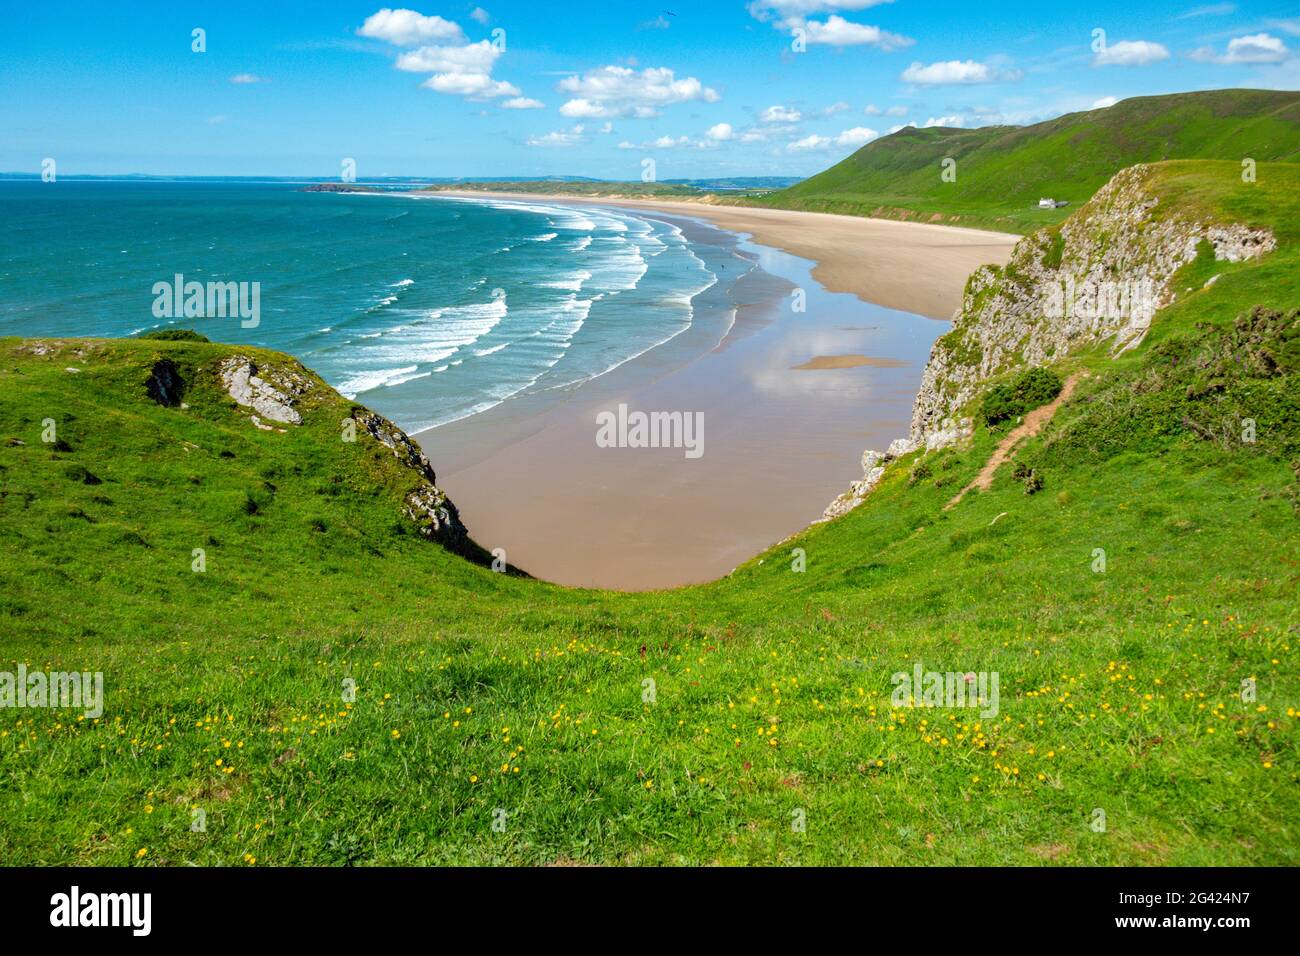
[752,90,1300,232]
[0,160,1297,867]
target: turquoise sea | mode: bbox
[0,181,737,432]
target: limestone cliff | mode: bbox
[823,163,1277,519]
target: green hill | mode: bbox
[1,161,1297,866]
[756,89,1300,232]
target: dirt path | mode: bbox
[945,371,1086,509]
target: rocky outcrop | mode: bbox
[908,164,1275,445]
[823,163,1276,518]
[217,356,311,425]
[213,353,477,557]
[348,408,475,555]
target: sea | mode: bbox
[0,180,738,433]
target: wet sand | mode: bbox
[792,355,909,370]
[413,200,1016,591]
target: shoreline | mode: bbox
[411,196,1016,590]
[430,190,1019,320]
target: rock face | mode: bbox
[348,409,475,555]
[823,163,1277,518]
[908,164,1276,446]
[217,356,309,425]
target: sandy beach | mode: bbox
[414,197,1017,590]
[434,191,1019,320]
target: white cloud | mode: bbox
[423,72,519,98]
[1192,33,1290,64]
[357,8,463,45]
[501,96,545,109]
[801,15,913,50]
[760,104,803,123]
[470,7,490,25]
[527,125,586,147]
[1092,40,1171,67]
[888,122,916,133]
[923,115,964,128]
[391,38,524,101]
[395,40,498,74]
[901,59,1021,85]
[556,66,720,119]
[864,103,908,116]
[820,101,851,117]
[1091,95,1118,109]
[748,1,895,21]
[230,73,261,84]
[707,122,734,141]
[788,133,832,151]
[835,126,878,145]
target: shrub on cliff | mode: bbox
[139,328,210,342]
[979,366,1063,427]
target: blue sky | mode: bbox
[3,0,1297,178]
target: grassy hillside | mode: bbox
[0,161,1297,866]
[756,90,1300,232]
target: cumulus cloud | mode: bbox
[557,65,720,119]
[1091,95,1118,109]
[835,126,878,145]
[527,125,586,147]
[788,133,832,151]
[801,15,913,50]
[361,12,529,103]
[923,115,964,128]
[747,1,896,22]
[357,8,463,45]
[501,96,545,109]
[785,126,878,152]
[395,39,498,74]
[864,103,909,116]
[900,59,1021,85]
[1191,33,1290,64]
[760,104,803,123]
[707,122,734,141]
[423,72,518,98]
[1092,39,1171,66]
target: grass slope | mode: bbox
[0,161,1297,866]
[756,90,1300,232]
